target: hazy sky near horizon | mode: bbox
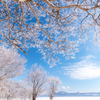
[17,37,100,93]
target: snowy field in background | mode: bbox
[1,97,100,100]
[36,97,100,100]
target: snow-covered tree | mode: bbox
[0,45,27,81]
[1,80,19,100]
[0,79,28,100]
[0,45,27,99]
[48,76,61,100]
[0,0,100,66]
[26,64,47,100]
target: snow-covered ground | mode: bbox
[1,97,100,100]
[36,97,100,100]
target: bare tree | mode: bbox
[48,76,61,100]
[0,0,100,66]
[26,64,47,100]
[0,45,27,81]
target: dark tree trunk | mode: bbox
[32,95,36,100]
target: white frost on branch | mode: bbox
[0,0,100,67]
[0,45,27,81]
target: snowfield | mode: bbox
[1,97,100,100]
[36,97,100,100]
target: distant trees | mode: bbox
[26,64,47,100]
[0,0,100,67]
[48,76,61,100]
[0,45,27,81]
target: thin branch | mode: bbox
[0,30,27,54]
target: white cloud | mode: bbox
[61,86,70,90]
[63,55,100,80]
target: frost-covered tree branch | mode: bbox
[0,0,100,67]
[0,45,27,81]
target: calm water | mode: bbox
[36,97,100,100]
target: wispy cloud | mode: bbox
[63,55,100,80]
[61,86,70,90]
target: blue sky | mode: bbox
[18,37,100,93]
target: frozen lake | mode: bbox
[36,97,100,100]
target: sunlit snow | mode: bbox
[11,97,100,100]
[36,97,100,100]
